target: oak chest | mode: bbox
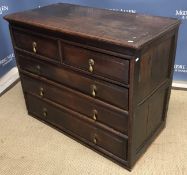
[4,3,180,170]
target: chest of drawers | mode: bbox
[4,3,180,170]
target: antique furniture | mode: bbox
[4,3,180,170]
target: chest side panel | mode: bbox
[130,28,179,167]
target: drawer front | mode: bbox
[62,43,129,84]
[26,94,128,160]
[12,28,60,61]
[21,74,128,134]
[17,54,129,110]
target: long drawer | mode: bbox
[26,93,128,160]
[17,54,129,110]
[21,74,128,134]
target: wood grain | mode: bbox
[5,2,180,170]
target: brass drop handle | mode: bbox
[36,65,40,70]
[88,59,94,72]
[93,136,97,144]
[32,41,37,53]
[39,87,44,97]
[91,85,97,97]
[43,108,47,117]
[92,109,98,121]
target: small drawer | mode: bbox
[62,43,129,84]
[26,94,128,160]
[21,74,128,134]
[12,28,60,61]
[17,54,129,110]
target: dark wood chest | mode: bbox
[4,3,180,170]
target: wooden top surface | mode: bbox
[4,3,180,49]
